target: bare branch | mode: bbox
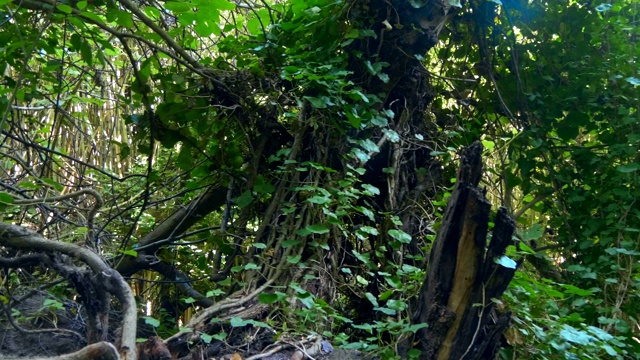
[0,223,137,360]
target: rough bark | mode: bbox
[411,142,517,360]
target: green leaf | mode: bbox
[287,255,301,264]
[382,129,400,142]
[361,184,380,195]
[356,206,375,221]
[205,289,225,297]
[379,290,393,301]
[254,175,275,194]
[625,77,640,86]
[388,229,412,243]
[304,96,329,108]
[561,284,592,297]
[200,333,213,344]
[519,224,544,242]
[308,195,331,204]
[0,192,14,204]
[403,323,429,333]
[351,148,369,162]
[230,317,249,327]
[41,177,63,191]
[56,4,73,13]
[359,226,379,235]
[559,325,595,345]
[258,293,279,304]
[200,0,236,10]
[616,163,639,173]
[358,139,379,152]
[301,224,329,234]
[164,1,193,13]
[143,316,160,328]
[235,191,254,208]
[121,249,138,257]
[495,256,517,269]
[281,239,301,248]
[374,306,396,315]
[408,0,427,8]
[116,11,134,29]
[481,140,495,150]
[365,292,378,307]
[387,299,407,311]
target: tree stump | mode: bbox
[411,142,518,360]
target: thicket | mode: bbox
[0,0,638,359]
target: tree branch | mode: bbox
[0,223,137,360]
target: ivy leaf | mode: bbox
[616,163,639,173]
[495,255,517,269]
[254,175,275,194]
[41,177,63,191]
[519,224,544,241]
[0,192,14,204]
[235,191,254,208]
[297,224,329,236]
[374,307,396,315]
[446,0,462,7]
[382,129,400,142]
[625,77,640,86]
[365,292,379,307]
[258,293,279,304]
[281,239,301,248]
[559,325,595,345]
[56,4,72,13]
[402,323,429,333]
[359,226,379,235]
[200,333,213,344]
[358,139,379,152]
[388,229,412,244]
[204,0,236,11]
[164,1,192,13]
[361,184,380,195]
[230,317,249,327]
[307,195,331,204]
[143,316,160,328]
[408,0,428,8]
[595,3,612,12]
[304,96,329,109]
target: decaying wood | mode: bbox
[411,142,518,360]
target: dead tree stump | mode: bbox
[411,141,518,360]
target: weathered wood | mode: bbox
[411,142,517,360]
[0,342,119,360]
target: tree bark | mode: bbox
[411,142,518,360]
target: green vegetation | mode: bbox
[0,0,638,359]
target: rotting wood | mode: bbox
[411,141,518,360]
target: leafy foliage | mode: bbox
[0,0,638,358]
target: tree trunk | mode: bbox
[411,142,517,360]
